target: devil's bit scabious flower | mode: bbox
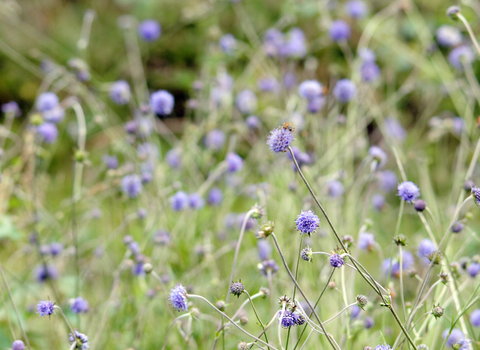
[34,264,59,283]
[397,181,420,203]
[170,191,189,211]
[150,90,174,115]
[359,232,375,250]
[467,262,480,277]
[69,330,90,350]
[298,80,323,100]
[37,123,59,144]
[417,239,436,265]
[329,20,351,42]
[447,6,460,19]
[257,240,271,260]
[246,115,260,129]
[71,297,89,314]
[373,344,391,350]
[295,210,320,235]
[36,92,59,112]
[470,309,480,327]
[369,146,387,168]
[327,180,345,198]
[377,170,398,192]
[170,284,188,311]
[301,246,313,262]
[436,25,462,47]
[471,187,480,206]
[361,61,381,82]
[278,310,296,328]
[2,101,21,116]
[344,0,367,19]
[226,152,243,172]
[330,253,344,268]
[207,187,223,206]
[109,80,131,105]
[448,46,475,71]
[12,340,26,350]
[333,79,356,102]
[204,129,226,150]
[385,117,407,142]
[443,328,464,348]
[219,34,237,54]
[235,89,257,114]
[121,174,142,199]
[451,221,464,233]
[138,20,161,42]
[267,127,294,153]
[165,148,182,169]
[372,194,385,211]
[189,193,205,210]
[230,281,245,298]
[259,259,279,276]
[37,300,55,317]
[364,317,375,329]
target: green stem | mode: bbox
[286,235,304,349]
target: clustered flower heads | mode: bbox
[267,125,294,153]
[169,283,188,312]
[295,210,320,235]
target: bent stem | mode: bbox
[245,290,270,348]
[287,147,418,350]
[270,233,338,350]
[457,13,480,57]
[161,313,191,350]
[286,234,304,349]
[189,294,277,350]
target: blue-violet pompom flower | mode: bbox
[329,20,351,42]
[443,328,464,348]
[71,297,89,314]
[470,309,480,327]
[37,123,59,144]
[37,300,55,317]
[170,284,188,311]
[189,193,205,210]
[121,174,142,199]
[471,187,480,206]
[330,253,344,268]
[295,210,320,235]
[36,92,59,112]
[150,90,174,115]
[207,187,223,206]
[278,310,297,328]
[138,20,161,42]
[226,152,243,172]
[12,340,26,350]
[170,191,189,211]
[235,89,257,114]
[69,330,90,350]
[397,181,420,203]
[267,126,294,153]
[333,79,356,102]
[448,46,475,71]
[344,0,367,19]
[373,343,391,350]
[109,80,131,105]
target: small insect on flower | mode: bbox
[267,125,294,153]
[282,122,295,132]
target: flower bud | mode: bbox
[432,304,444,319]
[142,263,153,274]
[393,234,408,246]
[216,300,226,311]
[356,295,368,310]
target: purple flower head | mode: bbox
[361,61,381,82]
[258,77,279,92]
[469,309,480,327]
[330,253,344,267]
[298,80,323,100]
[467,262,480,277]
[401,250,414,269]
[329,20,351,42]
[12,340,26,350]
[263,28,284,57]
[344,0,368,19]
[257,240,272,261]
[138,20,161,42]
[358,48,376,62]
[166,148,182,169]
[443,328,464,347]
[50,242,63,257]
[295,210,320,235]
[373,343,390,350]
[153,229,171,245]
[150,90,174,115]
[377,170,398,192]
[34,264,58,283]
[109,80,131,105]
[382,258,400,277]
[102,155,118,170]
[451,117,464,136]
[307,96,326,113]
[327,180,345,198]
[36,92,59,112]
[283,28,307,58]
[124,120,137,134]
[267,127,294,153]
[170,191,189,211]
[207,187,223,206]
[246,115,261,129]
[37,123,58,144]
[359,232,375,250]
[471,187,480,206]
[418,239,436,265]
[365,316,375,329]
[436,25,462,48]
[71,297,89,313]
[226,152,243,172]
[350,305,361,319]
[333,79,356,102]
[259,259,279,276]
[236,213,256,230]
[42,106,65,124]
[372,194,386,211]
[448,46,475,71]
[283,72,297,90]
[219,34,237,54]
[369,146,387,169]
[278,310,296,328]
[235,89,257,114]
[169,283,188,311]
[385,117,407,142]
[69,330,89,350]
[141,172,152,184]
[451,221,464,233]
[189,193,205,210]
[204,129,226,150]
[2,101,21,116]
[37,300,55,317]
[121,174,142,199]
[397,181,420,203]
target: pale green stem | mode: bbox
[457,13,480,56]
